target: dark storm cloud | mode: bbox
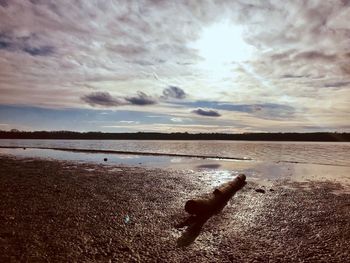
[81,92,123,107]
[162,86,186,99]
[0,0,8,8]
[281,74,309,79]
[0,32,13,50]
[192,108,221,117]
[323,81,350,88]
[0,31,54,56]
[125,91,157,105]
[82,91,156,107]
[0,39,10,49]
[23,45,54,56]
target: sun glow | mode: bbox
[193,21,255,79]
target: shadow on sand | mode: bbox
[176,204,226,247]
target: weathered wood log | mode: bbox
[185,174,246,216]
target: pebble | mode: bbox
[255,188,266,194]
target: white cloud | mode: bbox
[170,118,185,123]
[118,121,140,124]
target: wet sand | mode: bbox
[0,155,349,262]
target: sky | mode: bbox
[0,0,349,133]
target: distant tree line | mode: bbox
[0,130,349,141]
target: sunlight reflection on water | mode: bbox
[0,147,349,186]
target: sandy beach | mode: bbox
[0,155,349,262]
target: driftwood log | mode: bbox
[184,174,246,216]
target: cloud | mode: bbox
[0,0,8,8]
[323,81,350,88]
[294,51,337,61]
[162,86,186,99]
[280,74,309,79]
[192,108,221,117]
[0,0,350,132]
[0,33,13,50]
[175,101,295,119]
[0,40,9,49]
[82,91,156,107]
[22,45,54,56]
[0,31,54,56]
[125,91,156,105]
[170,117,188,123]
[118,120,139,124]
[81,92,123,107]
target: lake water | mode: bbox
[0,139,349,166]
[1,139,349,186]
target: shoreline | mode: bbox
[1,147,350,191]
[0,155,349,262]
[2,145,350,167]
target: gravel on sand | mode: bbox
[0,156,349,262]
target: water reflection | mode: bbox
[1,147,349,185]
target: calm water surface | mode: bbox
[0,139,349,166]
